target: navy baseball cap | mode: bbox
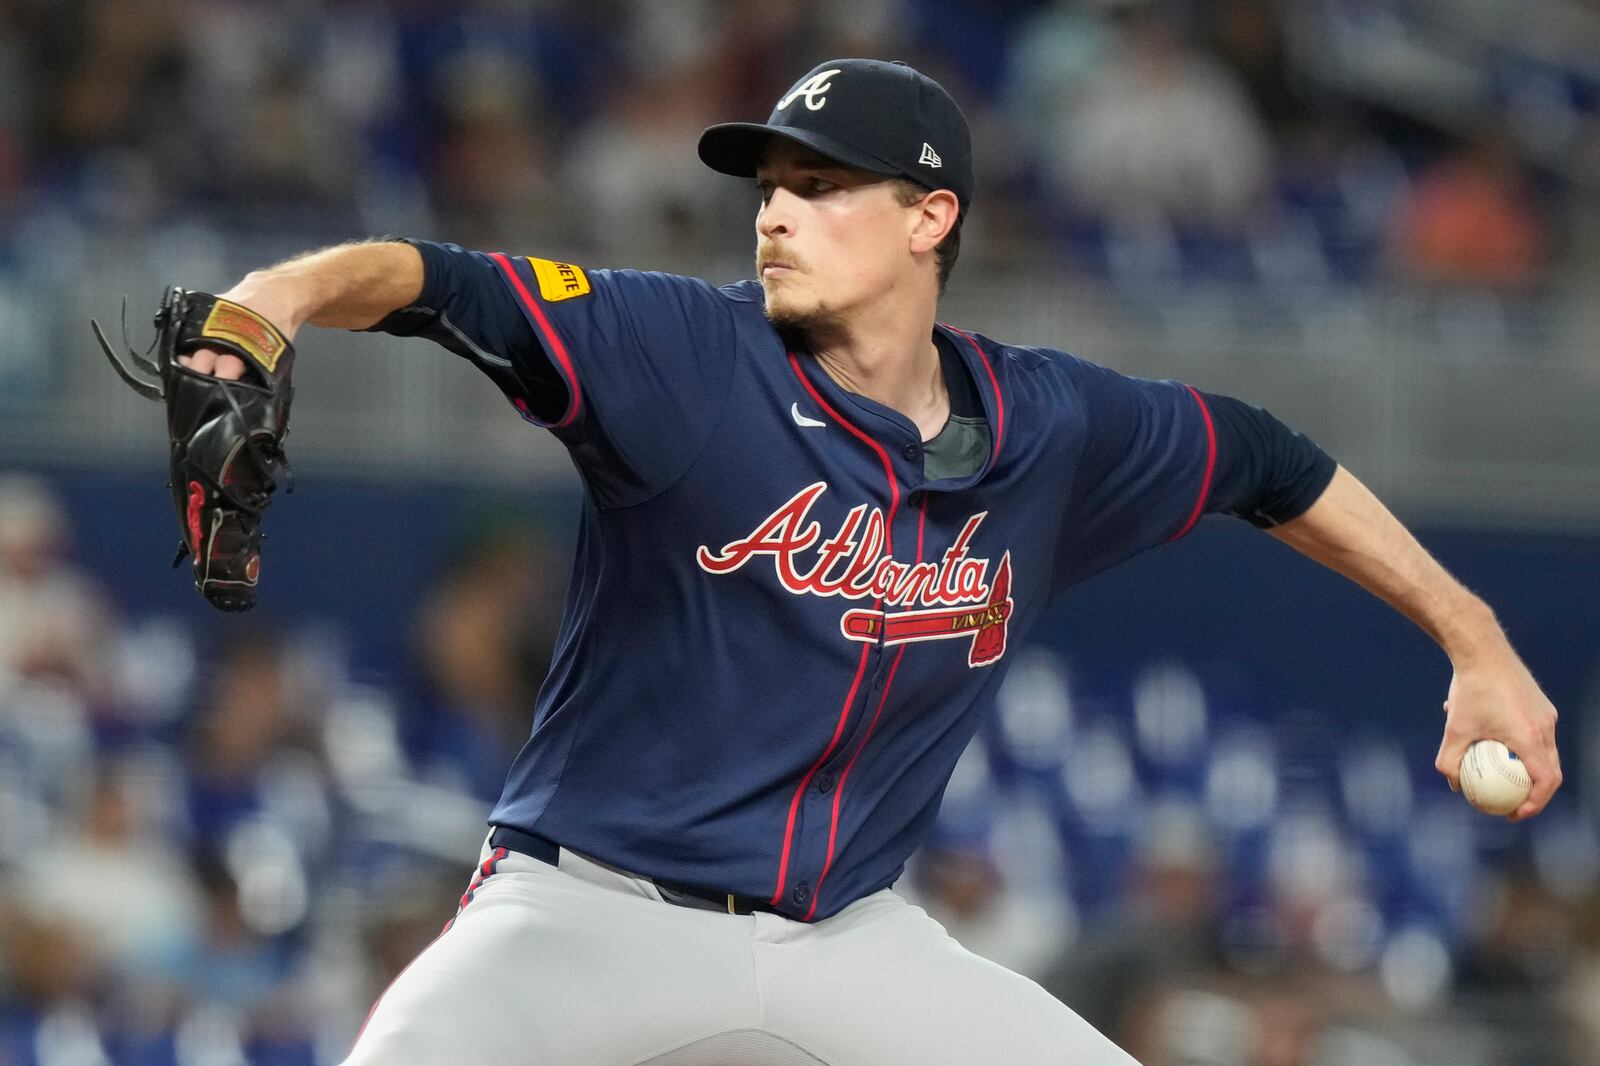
[698,58,974,215]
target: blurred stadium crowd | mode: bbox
[3,0,1600,1064]
[0,474,569,1065]
[0,0,1597,291]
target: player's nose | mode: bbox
[757,189,797,239]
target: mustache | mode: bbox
[756,245,804,273]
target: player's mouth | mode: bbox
[758,245,800,279]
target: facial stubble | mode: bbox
[759,260,850,351]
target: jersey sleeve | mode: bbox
[1201,392,1337,529]
[1054,360,1337,589]
[368,240,738,507]
[1053,362,1221,588]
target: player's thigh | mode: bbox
[341,858,756,1065]
[763,893,1138,1066]
[341,896,532,1066]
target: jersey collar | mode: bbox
[785,322,1006,492]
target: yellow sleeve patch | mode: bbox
[203,302,287,373]
[527,257,592,302]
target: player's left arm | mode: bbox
[1268,465,1560,819]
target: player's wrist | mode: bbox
[1440,595,1508,668]
[221,271,311,339]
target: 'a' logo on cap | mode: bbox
[778,69,842,112]
[919,143,942,168]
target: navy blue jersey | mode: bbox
[375,240,1334,921]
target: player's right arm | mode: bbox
[1052,358,1560,819]
[183,238,740,507]
[1268,465,1560,818]
[179,240,425,378]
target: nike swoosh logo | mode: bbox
[791,402,827,428]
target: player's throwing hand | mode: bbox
[1436,649,1560,820]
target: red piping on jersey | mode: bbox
[802,494,927,919]
[488,253,583,430]
[786,352,900,517]
[804,644,907,921]
[915,492,928,562]
[1171,386,1217,541]
[774,351,902,909]
[770,642,872,904]
[946,327,1005,468]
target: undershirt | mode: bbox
[922,330,989,481]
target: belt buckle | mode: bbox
[727,893,737,915]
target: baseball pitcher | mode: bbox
[116,60,1561,1065]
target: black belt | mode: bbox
[488,825,787,918]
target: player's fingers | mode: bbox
[1437,701,1460,791]
[1434,719,1469,793]
[178,347,217,374]
[1510,722,1562,822]
[177,348,248,380]
[1510,750,1560,821]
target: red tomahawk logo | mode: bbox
[840,553,1013,668]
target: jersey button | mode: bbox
[816,771,835,794]
[902,443,920,461]
[792,883,811,906]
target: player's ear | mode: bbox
[908,189,959,255]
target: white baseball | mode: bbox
[1459,740,1532,816]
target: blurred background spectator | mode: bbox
[3,0,1600,1061]
[1049,1,1273,233]
[0,475,115,700]
[1390,125,1552,291]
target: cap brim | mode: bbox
[698,122,901,180]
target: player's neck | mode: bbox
[808,306,949,442]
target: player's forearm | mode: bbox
[225,240,424,335]
[1267,465,1505,665]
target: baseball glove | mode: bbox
[93,287,295,611]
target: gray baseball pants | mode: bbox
[342,836,1139,1065]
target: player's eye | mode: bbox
[754,176,835,204]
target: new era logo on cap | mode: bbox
[919,143,942,168]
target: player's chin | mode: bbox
[762,291,814,330]
[761,273,797,299]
